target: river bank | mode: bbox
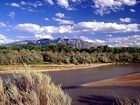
[81,73,140,87]
[0,63,112,74]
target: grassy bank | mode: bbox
[0,63,112,74]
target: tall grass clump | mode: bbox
[0,71,72,105]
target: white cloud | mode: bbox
[0,22,7,28]
[45,18,49,21]
[74,21,139,33]
[0,34,14,44]
[80,35,140,47]
[106,35,140,47]
[45,0,54,5]
[63,36,69,39]
[7,1,44,12]
[55,12,65,18]
[6,0,137,13]
[15,23,70,35]
[8,0,81,11]
[8,11,16,19]
[106,34,112,37]
[130,8,135,12]
[42,25,73,34]
[15,23,43,34]
[55,0,81,10]
[14,21,140,40]
[57,0,69,9]
[20,1,27,5]
[119,17,132,23]
[80,36,105,44]
[0,34,7,40]
[95,39,105,44]
[54,12,74,24]
[80,36,94,43]
[93,0,137,15]
[29,2,43,8]
[35,34,54,39]
[53,18,74,24]
[10,3,20,7]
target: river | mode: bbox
[47,64,140,105]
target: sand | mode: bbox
[81,73,140,87]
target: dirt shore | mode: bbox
[0,63,112,74]
[81,73,140,87]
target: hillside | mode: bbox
[5,38,98,48]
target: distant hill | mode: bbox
[5,38,98,48]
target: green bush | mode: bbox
[0,45,140,64]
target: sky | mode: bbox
[0,0,140,46]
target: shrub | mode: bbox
[0,71,72,105]
[19,49,43,64]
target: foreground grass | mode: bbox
[0,71,71,105]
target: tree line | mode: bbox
[0,44,140,65]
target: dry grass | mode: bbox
[0,63,112,74]
[118,97,140,105]
[0,71,72,105]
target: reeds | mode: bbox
[0,71,72,105]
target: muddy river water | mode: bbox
[48,64,140,105]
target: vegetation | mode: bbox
[0,71,72,105]
[118,97,140,105]
[0,44,140,65]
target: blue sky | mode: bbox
[0,0,140,46]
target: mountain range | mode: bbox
[5,38,99,48]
